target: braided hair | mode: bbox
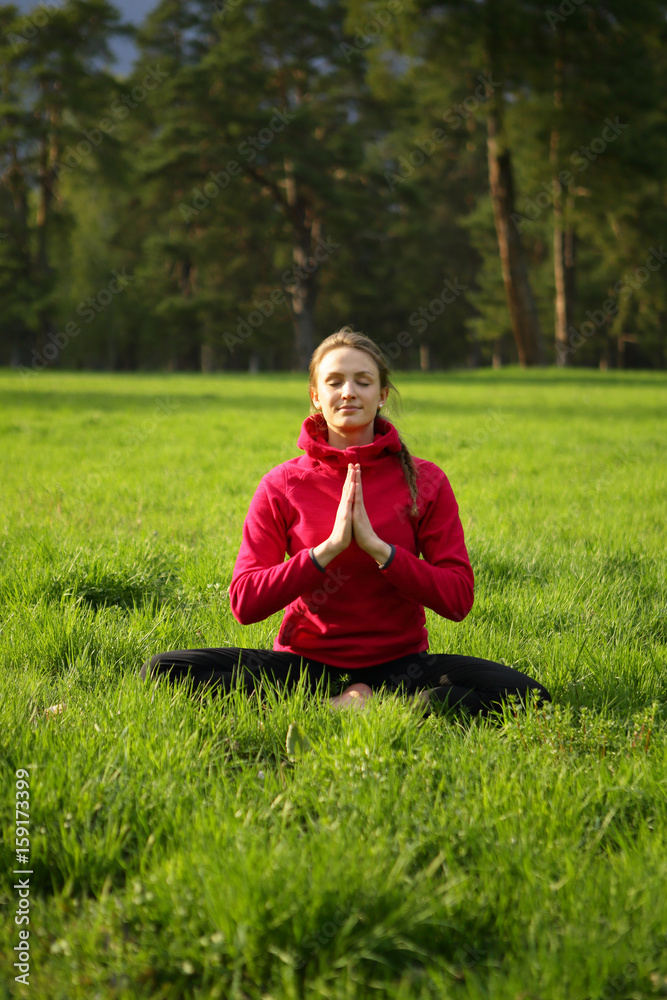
[308,326,420,517]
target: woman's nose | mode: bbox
[341,382,356,397]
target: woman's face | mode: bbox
[311,347,388,438]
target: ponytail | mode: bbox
[396,436,420,517]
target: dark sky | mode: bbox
[13,0,160,75]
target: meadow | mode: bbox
[0,367,665,1000]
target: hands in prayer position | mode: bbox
[313,463,392,571]
[314,464,408,711]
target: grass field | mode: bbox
[1,367,666,1000]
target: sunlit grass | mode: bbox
[0,366,665,999]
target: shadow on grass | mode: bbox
[46,565,175,610]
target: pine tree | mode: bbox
[0,0,130,367]
[126,0,399,370]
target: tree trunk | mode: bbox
[486,109,543,366]
[600,335,616,369]
[289,226,318,368]
[6,143,29,252]
[553,200,568,364]
[33,94,62,353]
[200,343,215,372]
[283,156,318,369]
[492,335,505,368]
[617,333,626,369]
[467,332,480,368]
[551,82,569,366]
[551,52,577,366]
[35,95,59,315]
[551,53,566,363]
[553,214,577,365]
[36,141,54,275]
[4,144,32,364]
[563,218,577,332]
[176,257,200,369]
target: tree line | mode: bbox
[1,0,666,373]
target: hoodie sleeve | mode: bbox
[378,472,474,622]
[229,471,325,625]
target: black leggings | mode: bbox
[140,647,552,716]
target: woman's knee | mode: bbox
[507,680,552,710]
[140,653,169,683]
[139,656,153,682]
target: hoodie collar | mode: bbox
[297,413,403,468]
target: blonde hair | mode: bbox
[308,326,419,516]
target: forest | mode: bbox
[1,0,666,372]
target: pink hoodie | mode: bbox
[229,414,474,669]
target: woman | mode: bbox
[141,328,551,715]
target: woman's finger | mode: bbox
[353,465,364,507]
[346,464,355,502]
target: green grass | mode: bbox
[0,367,666,1000]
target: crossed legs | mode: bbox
[140,647,551,716]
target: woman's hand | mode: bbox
[350,464,393,566]
[329,463,355,553]
[312,464,392,569]
[311,464,355,568]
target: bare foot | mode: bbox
[410,689,440,716]
[329,683,373,711]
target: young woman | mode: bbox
[141,328,551,715]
